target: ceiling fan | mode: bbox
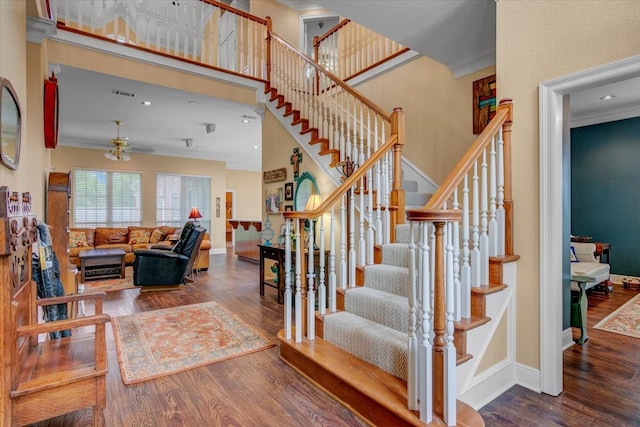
[104,120,130,161]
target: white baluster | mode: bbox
[318,215,326,316]
[452,189,461,322]
[496,128,505,256]
[471,162,480,287]
[306,226,315,340]
[489,136,498,256]
[461,175,471,319]
[329,206,336,312]
[480,149,489,286]
[408,221,418,410]
[284,219,292,340]
[295,221,303,342]
[419,221,433,423]
[340,193,347,289]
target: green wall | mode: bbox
[571,116,640,276]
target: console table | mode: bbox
[259,244,327,304]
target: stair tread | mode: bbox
[279,330,484,427]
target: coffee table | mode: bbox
[79,248,126,282]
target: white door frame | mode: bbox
[539,54,640,395]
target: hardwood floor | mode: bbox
[32,254,640,426]
[33,253,367,427]
[480,285,640,426]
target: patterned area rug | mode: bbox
[594,293,640,338]
[111,301,275,384]
[81,267,135,293]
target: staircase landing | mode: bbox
[278,330,485,426]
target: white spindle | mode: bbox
[329,206,337,312]
[408,221,418,410]
[461,175,471,319]
[480,149,489,286]
[295,222,303,342]
[318,215,326,316]
[471,162,480,287]
[489,136,498,256]
[340,193,347,289]
[284,219,292,340]
[306,228,315,340]
[419,221,433,423]
[452,189,461,322]
[497,128,506,256]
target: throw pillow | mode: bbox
[149,228,165,244]
[166,227,182,241]
[69,231,89,248]
[129,229,151,245]
[570,246,579,262]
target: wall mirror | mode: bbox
[0,77,21,170]
[294,171,319,211]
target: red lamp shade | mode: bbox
[188,207,202,220]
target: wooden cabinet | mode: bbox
[46,172,76,295]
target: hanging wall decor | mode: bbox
[290,147,303,181]
[472,74,496,134]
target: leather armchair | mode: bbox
[133,223,206,287]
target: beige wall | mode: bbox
[355,58,496,183]
[497,0,640,369]
[261,109,336,240]
[51,147,229,251]
[251,0,335,51]
[226,169,262,219]
[0,2,49,218]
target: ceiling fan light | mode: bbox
[121,152,131,161]
[104,150,117,161]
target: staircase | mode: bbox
[48,4,517,424]
[264,21,517,425]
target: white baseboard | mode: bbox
[562,327,575,350]
[458,359,516,410]
[515,362,541,393]
[210,247,227,255]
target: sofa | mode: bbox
[68,225,211,271]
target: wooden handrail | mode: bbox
[425,99,513,209]
[270,32,391,122]
[283,134,399,221]
[314,19,351,47]
[199,0,268,25]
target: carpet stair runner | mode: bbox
[404,179,433,210]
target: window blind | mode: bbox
[73,169,142,227]
[156,174,210,231]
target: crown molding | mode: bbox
[26,17,56,44]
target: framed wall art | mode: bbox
[284,182,294,201]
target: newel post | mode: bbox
[389,107,406,242]
[265,17,272,86]
[498,99,514,256]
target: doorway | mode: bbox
[539,54,640,396]
[300,15,339,59]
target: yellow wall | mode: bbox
[0,2,49,218]
[355,58,496,184]
[251,0,336,51]
[226,169,262,219]
[51,147,230,251]
[497,0,640,369]
[261,109,336,240]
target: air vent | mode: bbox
[112,89,136,98]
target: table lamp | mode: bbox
[304,193,322,250]
[188,207,202,226]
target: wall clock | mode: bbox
[43,72,59,149]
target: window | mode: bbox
[156,174,210,231]
[73,169,142,227]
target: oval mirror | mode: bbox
[294,171,319,211]
[0,77,21,170]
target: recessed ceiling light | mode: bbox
[141,100,152,106]
[600,95,616,101]
[254,145,258,149]
[242,119,250,123]
[196,145,204,149]
[188,100,197,105]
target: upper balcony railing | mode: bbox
[314,19,409,82]
[50,0,268,81]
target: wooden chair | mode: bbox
[0,187,110,426]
